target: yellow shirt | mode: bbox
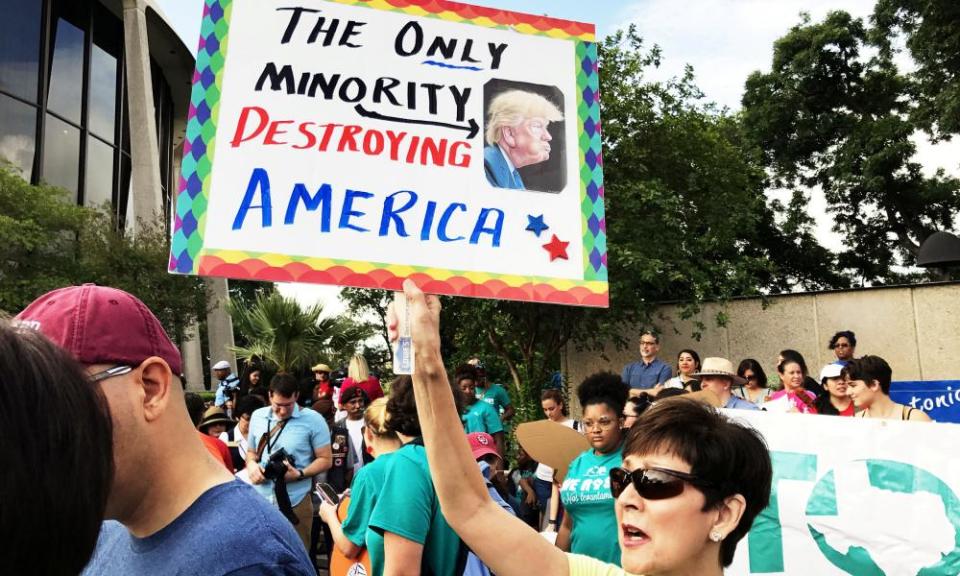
[567,553,642,576]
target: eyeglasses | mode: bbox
[833,343,851,348]
[743,373,757,381]
[609,466,712,500]
[581,418,617,431]
[89,365,133,382]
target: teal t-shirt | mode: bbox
[368,443,460,576]
[462,400,503,434]
[559,445,623,566]
[341,452,395,575]
[476,384,511,414]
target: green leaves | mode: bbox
[229,291,373,374]
[0,165,206,340]
[741,8,960,283]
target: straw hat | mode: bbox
[311,363,332,373]
[198,406,232,432]
[691,357,746,386]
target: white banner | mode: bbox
[726,411,960,575]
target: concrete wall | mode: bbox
[563,283,960,403]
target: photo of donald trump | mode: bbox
[483,90,564,191]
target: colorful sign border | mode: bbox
[169,0,607,307]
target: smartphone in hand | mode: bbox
[315,482,340,506]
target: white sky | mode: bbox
[156,0,960,307]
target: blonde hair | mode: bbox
[348,355,370,381]
[364,398,396,438]
[485,90,563,146]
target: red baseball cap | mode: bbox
[15,284,183,375]
[467,432,499,462]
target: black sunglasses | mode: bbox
[609,466,712,500]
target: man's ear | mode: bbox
[501,126,516,148]
[138,357,174,422]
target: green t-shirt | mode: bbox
[342,452,395,575]
[462,400,504,435]
[368,443,460,576]
[476,383,511,414]
[559,445,623,566]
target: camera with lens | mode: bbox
[263,448,295,481]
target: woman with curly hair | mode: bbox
[556,372,630,565]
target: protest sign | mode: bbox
[891,380,960,424]
[728,410,960,575]
[169,0,607,307]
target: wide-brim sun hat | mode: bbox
[691,357,747,386]
[199,406,232,431]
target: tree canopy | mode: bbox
[742,9,960,283]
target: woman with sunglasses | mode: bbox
[555,373,629,564]
[733,359,771,405]
[388,279,773,576]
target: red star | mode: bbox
[542,234,569,261]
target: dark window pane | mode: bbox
[118,151,131,219]
[0,0,42,101]
[84,136,114,208]
[90,5,121,141]
[42,113,80,198]
[0,93,37,180]
[47,5,85,124]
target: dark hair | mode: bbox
[239,364,264,396]
[777,349,808,376]
[340,385,370,405]
[677,349,701,372]
[454,364,479,384]
[540,389,568,416]
[235,394,265,419]
[386,375,463,437]
[577,372,629,417]
[625,399,772,567]
[845,355,892,395]
[269,373,299,397]
[184,392,206,427]
[828,330,857,350]
[640,330,660,344]
[737,359,768,388]
[657,388,689,400]
[1,323,114,575]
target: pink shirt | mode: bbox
[769,389,818,414]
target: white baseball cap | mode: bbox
[819,363,844,381]
[212,360,231,370]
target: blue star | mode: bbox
[526,214,549,237]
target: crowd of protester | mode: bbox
[0,281,936,576]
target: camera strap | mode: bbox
[256,418,289,462]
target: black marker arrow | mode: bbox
[354,104,479,139]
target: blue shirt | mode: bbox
[621,358,672,389]
[724,395,760,410]
[214,375,239,406]
[81,480,314,575]
[248,404,330,506]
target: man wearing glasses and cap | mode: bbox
[16,284,314,575]
[213,359,240,407]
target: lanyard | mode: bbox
[265,418,289,454]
